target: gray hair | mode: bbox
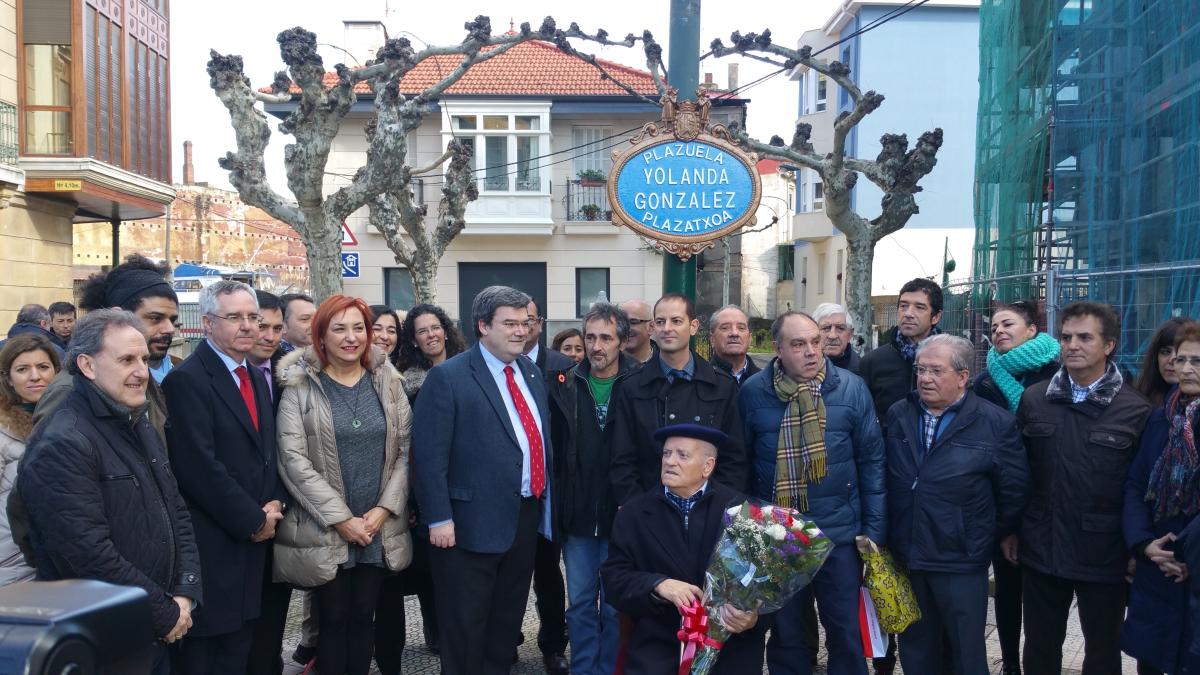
[198,280,258,318]
[707,304,749,333]
[915,334,974,374]
[65,308,142,375]
[582,302,631,341]
[812,302,854,330]
[471,285,532,338]
[16,304,50,325]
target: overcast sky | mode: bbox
[170,0,842,192]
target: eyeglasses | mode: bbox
[627,318,652,326]
[208,313,262,326]
[915,365,963,378]
[1172,356,1200,369]
[499,320,535,330]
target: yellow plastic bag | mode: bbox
[861,548,921,633]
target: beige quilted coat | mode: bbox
[272,346,412,587]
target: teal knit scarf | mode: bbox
[986,332,1061,412]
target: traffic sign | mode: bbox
[341,221,358,246]
[340,252,360,278]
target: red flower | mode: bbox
[749,505,762,520]
[797,532,811,546]
[781,511,794,527]
[557,373,566,383]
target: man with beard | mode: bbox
[619,299,655,363]
[708,304,760,385]
[34,254,180,441]
[547,302,640,675]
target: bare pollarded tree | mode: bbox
[209,16,666,304]
[209,17,555,301]
[362,22,667,305]
[704,30,943,339]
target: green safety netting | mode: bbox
[960,0,1200,372]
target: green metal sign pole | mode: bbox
[662,0,701,300]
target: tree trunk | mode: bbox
[409,256,439,306]
[301,220,343,302]
[844,236,875,352]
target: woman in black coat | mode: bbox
[971,300,1059,675]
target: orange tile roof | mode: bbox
[268,40,660,98]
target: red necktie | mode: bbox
[504,365,544,498]
[235,365,259,431]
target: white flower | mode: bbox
[727,505,742,516]
[765,523,788,541]
[761,505,774,518]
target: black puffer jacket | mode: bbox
[16,375,201,637]
[884,391,1029,573]
[1017,365,1151,583]
[608,352,746,505]
[859,327,915,422]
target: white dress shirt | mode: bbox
[480,345,544,497]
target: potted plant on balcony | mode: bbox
[577,169,607,187]
[580,203,602,221]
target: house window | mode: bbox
[816,75,828,112]
[799,72,810,115]
[777,245,794,281]
[817,253,827,295]
[384,268,416,311]
[572,126,611,176]
[22,44,72,154]
[576,268,610,317]
[835,249,844,302]
[447,110,550,193]
[813,179,824,212]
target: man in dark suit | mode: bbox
[414,285,554,675]
[163,280,285,675]
[519,297,572,674]
[245,290,290,675]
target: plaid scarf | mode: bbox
[772,358,828,511]
[894,325,941,362]
[1146,390,1200,522]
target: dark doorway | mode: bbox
[457,262,547,345]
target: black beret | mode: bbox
[653,423,728,447]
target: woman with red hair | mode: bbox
[272,295,413,675]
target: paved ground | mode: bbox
[278,584,1140,674]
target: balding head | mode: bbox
[620,299,654,360]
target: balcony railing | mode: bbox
[564,179,612,222]
[0,102,17,165]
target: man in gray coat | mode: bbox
[413,285,554,675]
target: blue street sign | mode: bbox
[340,252,360,278]
[613,139,758,239]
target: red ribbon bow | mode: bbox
[676,600,724,675]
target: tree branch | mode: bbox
[206,51,304,228]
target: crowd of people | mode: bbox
[0,254,1197,675]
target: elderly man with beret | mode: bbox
[602,424,766,675]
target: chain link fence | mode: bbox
[940,261,1200,376]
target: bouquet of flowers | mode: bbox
[678,500,834,675]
